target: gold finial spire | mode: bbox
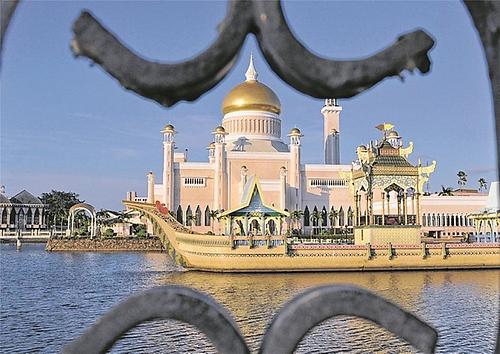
[245,53,258,81]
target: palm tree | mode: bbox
[209,210,220,233]
[290,210,304,231]
[328,209,339,235]
[347,209,354,227]
[478,178,487,191]
[185,214,195,229]
[310,210,322,235]
[438,186,454,196]
[457,171,468,187]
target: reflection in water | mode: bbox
[0,244,498,353]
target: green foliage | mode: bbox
[438,186,454,196]
[103,228,115,237]
[40,190,83,228]
[133,224,147,237]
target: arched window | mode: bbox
[195,206,202,226]
[338,207,345,226]
[10,209,16,225]
[321,206,327,227]
[34,209,40,224]
[1,209,7,224]
[422,214,426,226]
[176,205,183,224]
[186,206,193,226]
[347,207,353,226]
[303,206,310,227]
[312,206,319,227]
[204,206,211,226]
[27,209,33,225]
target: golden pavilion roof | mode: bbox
[221,55,281,115]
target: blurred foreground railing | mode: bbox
[62,285,438,354]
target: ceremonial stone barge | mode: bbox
[124,199,500,272]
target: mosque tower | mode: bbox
[321,98,343,164]
[288,127,303,211]
[161,124,175,210]
[212,126,228,211]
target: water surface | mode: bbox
[0,244,498,353]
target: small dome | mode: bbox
[162,124,175,133]
[357,145,367,150]
[208,142,215,148]
[289,127,301,135]
[221,56,281,115]
[388,130,399,138]
[214,126,226,134]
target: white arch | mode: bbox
[67,203,97,238]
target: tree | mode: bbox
[478,178,488,191]
[40,190,82,229]
[185,214,195,229]
[438,186,454,196]
[328,209,339,234]
[290,210,304,231]
[347,209,354,226]
[310,210,323,234]
[209,210,220,233]
[96,209,132,237]
[457,171,468,186]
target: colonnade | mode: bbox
[422,213,473,228]
[223,117,281,137]
[225,215,282,236]
[353,189,419,226]
[0,207,45,229]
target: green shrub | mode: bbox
[103,228,115,237]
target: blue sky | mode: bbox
[1,1,497,210]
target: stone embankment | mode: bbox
[46,237,164,252]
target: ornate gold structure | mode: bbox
[351,125,436,244]
[221,54,281,115]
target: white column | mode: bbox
[280,167,287,210]
[147,172,155,204]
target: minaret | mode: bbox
[161,124,175,210]
[213,126,228,211]
[147,171,155,204]
[321,98,342,164]
[207,142,215,163]
[279,166,287,210]
[288,128,303,211]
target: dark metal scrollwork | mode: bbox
[259,285,437,354]
[63,285,437,353]
[69,1,434,108]
[62,286,250,354]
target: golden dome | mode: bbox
[221,55,281,115]
[161,123,175,133]
[213,126,226,134]
[289,127,302,135]
[387,130,399,138]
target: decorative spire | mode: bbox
[245,53,258,81]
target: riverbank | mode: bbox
[45,237,164,252]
